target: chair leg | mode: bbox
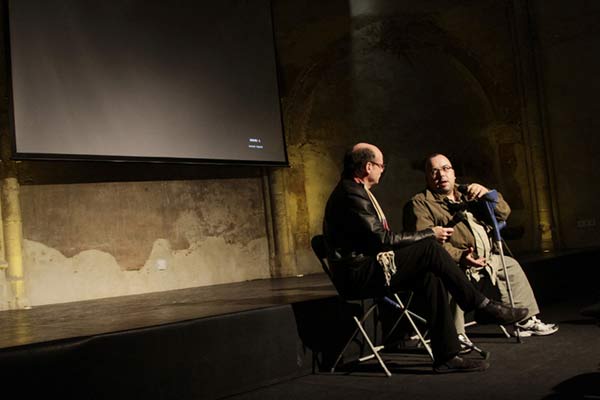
[406,309,427,325]
[462,321,492,359]
[499,324,511,338]
[330,322,362,373]
[330,303,392,376]
[382,294,416,340]
[392,294,434,361]
[353,315,392,376]
[458,333,490,359]
[331,304,392,377]
[382,294,433,361]
[330,295,434,377]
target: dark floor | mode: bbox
[1,248,599,400]
[225,297,600,400]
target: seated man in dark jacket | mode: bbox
[323,143,528,373]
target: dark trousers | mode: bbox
[389,238,486,361]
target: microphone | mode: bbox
[457,184,469,195]
[444,197,468,212]
[446,210,467,227]
[444,190,469,228]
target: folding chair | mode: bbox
[311,235,433,377]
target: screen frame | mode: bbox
[4,0,289,168]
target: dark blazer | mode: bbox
[323,178,433,297]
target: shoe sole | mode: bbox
[514,327,559,337]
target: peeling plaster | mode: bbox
[17,178,271,306]
[24,235,270,306]
[20,179,267,269]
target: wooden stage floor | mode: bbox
[0,273,336,350]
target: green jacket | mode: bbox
[403,186,511,265]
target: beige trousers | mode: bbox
[453,254,539,334]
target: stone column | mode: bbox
[509,0,558,252]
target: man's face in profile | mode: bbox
[366,148,385,187]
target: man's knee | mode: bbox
[420,237,456,265]
[418,236,443,253]
[417,271,445,292]
[505,256,522,268]
[497,255,527,279]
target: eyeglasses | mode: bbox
[369,161,386,170]
[430,165,453,176]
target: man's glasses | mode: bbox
[370,161,386,170]
[430,165,453,176]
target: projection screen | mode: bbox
[8,0,288,165]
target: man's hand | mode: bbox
[461,247,486,268]
[464,183,489,200]
[431,226,454,243]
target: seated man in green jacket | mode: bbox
[403,153,557,350]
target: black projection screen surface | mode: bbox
[8,0,288,165]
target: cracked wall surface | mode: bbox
[2,0,600,308]
[20,179,270,305]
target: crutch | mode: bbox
[481,190,522,343]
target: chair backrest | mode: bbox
[311,234,333,280]
[312,234,390,299]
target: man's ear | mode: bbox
[361,163,371,177]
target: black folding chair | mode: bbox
[311,235,433,376]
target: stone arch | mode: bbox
[279,15,522,272]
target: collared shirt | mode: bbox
[403,186,510,265]
[464,210,496,284]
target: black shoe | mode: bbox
[433,355,489,374]
[476,300,529,325]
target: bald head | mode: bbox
[342,142,385,188]
[353,142,378,153]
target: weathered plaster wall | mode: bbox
[19,179,270,305]
[0,267,8,308]
[2,0,598,308]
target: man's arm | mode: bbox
[346,189,435,250]
[403,199,464,262]
[462,183,511,221]
[494,192,511,222]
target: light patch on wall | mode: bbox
[349,0,380,17]
[23,236,270,306]
[20,179,267,271]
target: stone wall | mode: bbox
[530,0,600,248]
[273,0,537,261]
[1,0,599,307]
[19,179,271,305]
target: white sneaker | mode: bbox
[458,333,473,354]
[515,316,558,337]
